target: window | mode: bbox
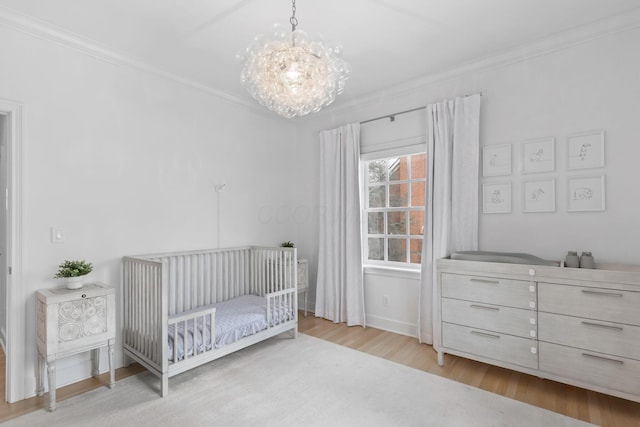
[363,153,426,267]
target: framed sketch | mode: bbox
[522,137,555,173]
[483,183,511,214]
[483,144,511,176]
[568,176,605,212]
[523,179,555,213]
[567,130,605,170]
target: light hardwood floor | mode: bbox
[298,314,640,427]
[2,316,639,426]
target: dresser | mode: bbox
[436,258,640,403]
[36,283,116,411]
[298,258,309,317]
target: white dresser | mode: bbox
[36,283,116,411]
[436,258,640,403]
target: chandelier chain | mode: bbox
[290,0,298,31]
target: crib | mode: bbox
[122,246,297,396]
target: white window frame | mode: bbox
[362,149,426,270]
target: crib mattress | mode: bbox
[168,294,294,361]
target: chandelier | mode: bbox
[238,0,350,118]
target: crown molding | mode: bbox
[312,7,640,122]
[0,5,270,115]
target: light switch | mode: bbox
[51,227,64,244]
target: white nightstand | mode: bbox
[298,259,309,317]
[36,283,116,411]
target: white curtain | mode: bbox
[418,94,481,345]
[315,123,365,326]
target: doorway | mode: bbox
[0,100,24,403]
[0,114,5,402]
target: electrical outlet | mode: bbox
[382,295,389,307]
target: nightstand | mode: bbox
[298,259,309,317]
[36,283,116,411]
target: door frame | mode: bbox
[0,99,24,403]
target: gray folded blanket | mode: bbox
[450,251,558,266]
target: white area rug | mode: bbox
[4,334,594,427]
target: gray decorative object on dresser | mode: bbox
[436,257,640,403]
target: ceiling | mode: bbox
[1,0,639,112]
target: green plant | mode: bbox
[54,260,93,278]
[280,241,295,248]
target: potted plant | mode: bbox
[280,241,295,248]
[54,259,93,290]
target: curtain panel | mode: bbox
[315,123,365,326]
[418,94,481,345]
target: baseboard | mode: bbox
[365,314,417,338]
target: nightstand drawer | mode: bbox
[441,273,535,310]
[442,323,538,369]
[442,298,536,339]
[540,342,640,396]
[538,282,640,326]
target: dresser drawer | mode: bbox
[442,323,538,369]
[441,273,535,310]
[538,282,640,326]
[539,342,640,396]
[538,312,640,361]
[442,298,536,339]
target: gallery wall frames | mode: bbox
[568,175,606,212]
[522,137,555,174]
[483,143,511,176]
[567,130,605,170]
[483,182,512,214]
[523,179,555,213]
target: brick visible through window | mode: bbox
[363,153,426,266]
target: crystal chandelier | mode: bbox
[239,0,351,118]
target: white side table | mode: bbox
[297,259,309,317]
[36,283,116,411]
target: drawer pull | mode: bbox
[581,289,623,298]
[581,353,624,365]
[469,278,500,285]
[581,321,624,332]
[470,304,499,311]
[470,330,500,339]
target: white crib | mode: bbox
[122,246,297,396]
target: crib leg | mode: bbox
[293,325,298,339]
[161,375,169,397]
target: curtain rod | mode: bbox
[360,91,484,125]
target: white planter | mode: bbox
[65,276,86,290]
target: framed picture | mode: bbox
[522,137,555,173]
[483,183,511,214]
[568,176,606,212]
[523,179,555,213]
[567,130,605,170]
[482,144,511,176]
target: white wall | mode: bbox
[294,26,640,335]
[0,25,296,396]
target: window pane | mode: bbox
[388,238,407,262]
[387,211,406,235]
[389,183,408,207]
[368,160,387,183]
[368,212,384,234]
[388,157,408,181]
[409,211,424,235]
[368,185,386,208]
[410,239,423,263]
[411,153,427,179]
[411,181,425,207]
[368,238,384,261]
